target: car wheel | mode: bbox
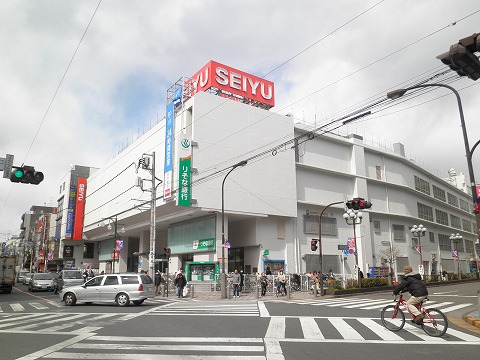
[63,292,77,306]
[132,300,145,305]
[116,293,130,307]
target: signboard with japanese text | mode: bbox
[163,102,174,199]
[193,238,215,250]
[177,134,192,207]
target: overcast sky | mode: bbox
[1,0,479,239]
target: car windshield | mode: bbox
[34,273,53,280]
[64,272,82,279]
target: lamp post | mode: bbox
[381,240,394,285]
[387,84,479,240]
[411,224,427,276]
[343,209,363,288]
[104,216,125,274]
[450,233,462,278]
[220,159,248,299]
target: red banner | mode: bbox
[73,178,87,240]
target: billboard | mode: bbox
[73,178,87,240]
[188,60,275,109]
[163,102,175,199]
[177,134,192,207]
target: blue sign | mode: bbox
[173,86,182,107]
[65,210,74,239]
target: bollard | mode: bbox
[255,283,259,299]
[161,284,165,298]
[227,284,231,299]
[313,284,318,298]
[478,289,480,319]
[190,284,194,299]
[287,284,291,299]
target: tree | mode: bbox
[378,244,403,285]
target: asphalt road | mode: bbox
[1,282,479,359]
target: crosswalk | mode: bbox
[0,300,62,313]
[148,300,260,316]
[0,312,119,334]
[270,297,474,313]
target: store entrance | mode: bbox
[228,247,244,273]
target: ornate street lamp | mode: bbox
[343,209,363,288]
[449,233,463,278]
[411,224,427,276]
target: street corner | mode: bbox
[463,314,480,328]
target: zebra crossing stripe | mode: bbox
[357,318,404,341]
[258,301,270,317]
[29,302,49,310]
[265,317,285,339]
[10,303,25,312]
[430,303,470,313]
[300,317,324,339]
[329,318,364,340]
[344,299,392,308]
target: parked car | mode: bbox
[60,273,154,307]
[53,269,84,294]
[28,273,55,292]
[16,270,29,283]
[22,273,34,285]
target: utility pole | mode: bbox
[149,151,156,278]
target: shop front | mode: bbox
[185,262,219,281]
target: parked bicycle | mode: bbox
[380,293,448,337]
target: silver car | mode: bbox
[53,269,84,294]
[28,273,55,292]
[59,273,154,307]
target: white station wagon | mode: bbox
[59,273,154,307]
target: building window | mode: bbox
[462,219,472,233]
[438,234,452,251]
[414,175,430,195]
[447,193,458,207]
[376,166,382,180]
[432,185,446,202]
[429,231,435,243]
[83,243,95,259]
[373,220,381,235]
[450,214,461,229]
[460,199,469,212]
[417,203,433,221]
[465,240,474,254]
[435,209,449,226]
[393,224,405,242]
[303,215,337,236]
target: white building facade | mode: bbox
[69,62,478,281]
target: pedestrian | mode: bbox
[260,272,268,296]
[82,270,88,283]
[89,269,94,279]
[265,266,272,276]
[155,271,162,294]
[174,271,186,298]
[328,269,334,279]
[441,270,447,281]
[231,269,241,298]
[276,270,286,296]
[393,265,428,324]
[239,270,244,294]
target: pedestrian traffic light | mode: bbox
[10,166,44,185]
[346,197,372,210]
[311,240,318,251]
[436,34,480,81]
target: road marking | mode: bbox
[438,303,473,312]
[329,318,364,340]
[357,318,404,341]
[258,301,270,317]
[265,317,285,339]
[29,302,49,310]
[300,317,324,339]
[10,303,25,311]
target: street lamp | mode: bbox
[343,209,363,288]
[387,84,479,240]
[104,217,125,274]
[449,233,462,278]
[411,224,427,276]
[220,159,248,299]
[381,240,394,285]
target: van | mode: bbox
[53,269,84,294]
[60,273,154,306]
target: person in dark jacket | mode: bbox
[155,271,162,294]
[393,265,428,324]
[174,271,187,298]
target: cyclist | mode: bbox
[393,265,428,324]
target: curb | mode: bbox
[462,315,480,328]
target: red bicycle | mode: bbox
[381,293,448,337]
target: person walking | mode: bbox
[239,270,245,295]
[155,271,162,295]
[260,273,268,297]
[393,265,429,324]
[174,271,186,298]
[231,269,241,298]
[276,270,286,296]
[265,266,272,276]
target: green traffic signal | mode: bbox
[13,169,24,178]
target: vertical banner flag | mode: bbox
[177,133,192,207]
[164,102,174,199]
[173,86,183,108]
[73,178,87,240]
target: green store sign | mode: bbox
[193,238,215,250]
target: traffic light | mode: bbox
[436,34,480,81]
[311,240,318,251]
[346,197,372,210]
[164,247,171,256]
[10,166,44,185]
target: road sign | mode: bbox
[337,245,349,251]
[2,154,14,178]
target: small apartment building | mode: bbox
[75,61,477,280]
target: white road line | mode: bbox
[329,318,363,340]
[264,339,285,360]
[258,301,270,317]
[300,317,324,339]
[446,327,480,341]
[29,302,49,310]
[433,303,472,312]
[325,299,368,307]
[402,322,447,342]
[356,318,404,341]
[44,354,267,359]
[265,317,285,339]
[68,343,264,351]
[10,303,25,311]
[72,327,104,333]
[343,299,392,308]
